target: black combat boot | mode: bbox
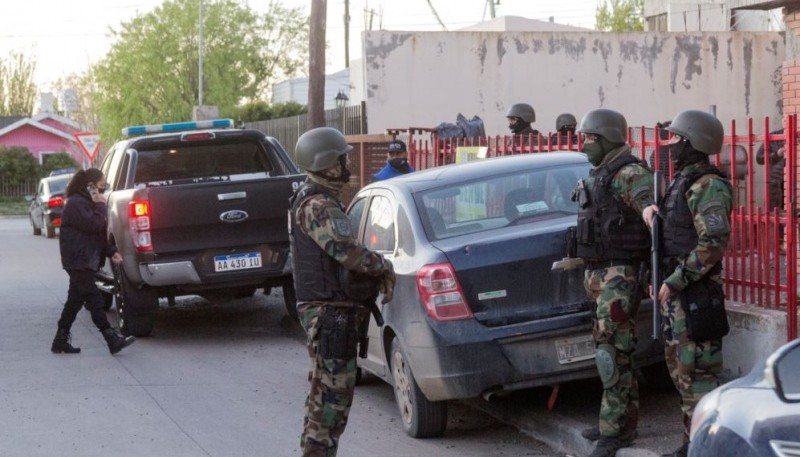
[101,328,135,355]
[51,328,81,354]
[661,442,689,457]
[588,435,634,457]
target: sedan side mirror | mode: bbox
[765,339,800,403]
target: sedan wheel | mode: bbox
[390,339,447,438]
[31,215,41,236]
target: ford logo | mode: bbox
[220,210,249,223]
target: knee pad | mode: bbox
[596,343,620,388]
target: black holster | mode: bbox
[680,276,729,342]
[317,307,359,359]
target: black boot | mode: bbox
[588,435,634,457]
[101,328,135,355]
[661,442,689,457]
[51,328,81,354]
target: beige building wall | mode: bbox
[363,31,784,136]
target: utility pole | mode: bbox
[198,0,204,106]
[488,0,496,19]
[308,0,327,129]
[344,0,350,68]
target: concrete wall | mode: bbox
[363,31,785,137]
[723,303,799,379]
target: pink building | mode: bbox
[0,113,88,167]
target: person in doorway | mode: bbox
[573,108,653,457]
[549,112,578,147]
[642,110,733,457]
[51,168,136,356]
[290,127,396,457]
[506,102,540,148]
[372,139,415,182]
[756,118,786,250]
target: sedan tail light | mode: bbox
[129,200,153,252]
[416,263,473,321]
[47,196,63,208]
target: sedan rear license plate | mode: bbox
[555,334,596,364]
[214,252,261,272]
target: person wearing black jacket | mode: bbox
[51,168,135,355]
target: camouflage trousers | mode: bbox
[584,265,640,438]
[661,292,723,442]
[298,302,365,457]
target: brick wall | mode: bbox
[784,5,800,265]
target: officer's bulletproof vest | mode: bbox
[289,182,347,302]
[661,165,729,259]
[576,154,651,261]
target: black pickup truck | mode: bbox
[96,120,305,336]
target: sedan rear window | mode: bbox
[419,163,589,240]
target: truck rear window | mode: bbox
[134,141,276,186]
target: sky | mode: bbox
[0,0,599,93]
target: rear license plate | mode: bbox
[555,334,596,364]
[214,252,261,272]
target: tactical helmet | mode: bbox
[295,127,353,172]
[506,103,536,124]
[556,113,577,131]
[665,110,724,155]
[577,109,627,144]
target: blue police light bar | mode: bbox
[121,119,234,137]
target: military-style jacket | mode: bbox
[576,145,653,262]
[289,180,389,302]
[660,162,733,292]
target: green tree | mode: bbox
[595,0,644,32]
[0,146,39,185]
[94,0,309,142]
[41,152,79,176]
[0,51,38,116]
[235,100,307,124]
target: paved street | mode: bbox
[0,216,555,457]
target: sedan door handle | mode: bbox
[217,191,247,201]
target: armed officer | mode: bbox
[573,108,653,457]
[642,110,733,457]
[289,127,396,457]
[506,102,540,148]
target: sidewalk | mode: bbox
[467,375,685,457]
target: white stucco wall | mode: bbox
[363,31,784,136]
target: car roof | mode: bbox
[365,151,588,194]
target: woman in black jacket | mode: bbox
[51,168,136,355]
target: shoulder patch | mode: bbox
[327,207,353,238]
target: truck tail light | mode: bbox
[416,263,473,321]
[47,196,63,208]
[129,200,153,252]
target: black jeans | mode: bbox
[58,270,111,332]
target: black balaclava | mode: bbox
[509,117,529,134]
[670,138,708,171]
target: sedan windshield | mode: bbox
[419,162,589,240]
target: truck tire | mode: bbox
[113,265,157,337]
[282,280,298,321]
[101,290,114,311]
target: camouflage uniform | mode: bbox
[660,163,732,442]
[292,176,391,457]
[582,145,653,439]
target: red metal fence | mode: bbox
[388,116,798,341]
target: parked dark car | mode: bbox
[689,338,800,457]
[349,152,666,438]
[29,173,73,238]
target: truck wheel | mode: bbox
[282,280,298,321]
[31,215,41,236]
[113,265,157,337]
[390,339,448,438]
